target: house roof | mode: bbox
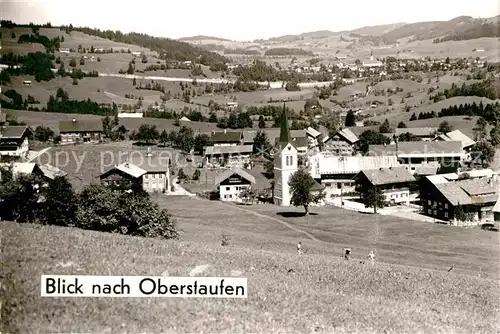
[306,127,321,138]
[204,144,253,155]
[278,103,292,146]
[59,119,103,133]
[215,167,256,185]
[210,131,242,143]
[115,162,147,178]
[356,166,416,185]
[38,164,67,179]
[434,178,498,206]
[369,141,463,156]
[394,127,438,137]
[311,179,325,191]
[179,116,191,122]
[127,154,169,173]
[425,169,495,185]
[436,130,475,148]
[337,128,359,144]
[311,154,400,176]
[0,126,30,139]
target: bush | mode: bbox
[192,169,201,180]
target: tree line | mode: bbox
[17,33,61,53]
[430,79,500,102]
[263,48,314,56]
[0,52,56,83]
[408,101,500,125]
[0,172,177,240]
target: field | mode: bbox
[2,195,500,332]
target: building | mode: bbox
[433,129,475,151]
[0,162,63,187]
[309,154,400,197]
[215,167,256,202]
[395,127,438,141]
[99,154,170,193]
[59,119,103,143]
[353,167,416,205]
[420,171,498,225]
[369,141,464,173]
[323,128,359,155]
[305,126,322,147]
[273,106,299,206]
[0,126,31,158]
[203,145,253,167]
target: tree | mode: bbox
[127,61,134,74]
[176,126,195,153]
[69,58,77,67]
[192,169,201,181]
[34,125,54,142]
[473,117,488,141]
[490,125,500,147]
[438,121,453,134]
[253,130,272,157]
[345,110,356,127]
[193,134,210,155]
[177,168,186,180]
[80,56,85,65]
[42,176,77,226]
[141,55,148,63]
[359,130,391,153]
[97,57,101,62]
[398,132,420,142]
[132,77,136,86]
[471,141,495,167]
[379,119,393,133]
[397,121,407,128]
[72,78,78,85]
[158,130,169,146]
[135,124,159,144]
[356,183,387,214]
[258,115,266,128]
[410,113,417,121]
[288,168,325,215]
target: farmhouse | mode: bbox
[420,171,498,225]
[323,128,359,155]
[369,141,464,173]
[305,126,323,147]
[203,145,253,168]
[0,126,31,158]
[354,167,416,205]
[0,162,63,186]
[215,167,255,202]
[59,119,103,143]
[309,154,400,197]
[99,154,170,193]
[433,129,475,151]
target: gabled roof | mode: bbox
[215,168,256,185]
[0,125,30,139]
[38,164,67,179]
[59,119,103,133]
[278,103,292,147]
[369,141,463,156]
[327,128,359,144]
[0,162,37,175]
[355,167,416,185]
[179,116,191,122]
[436,130,475,148]
[115,162,147,178]
[434,178,498,206]
[306,127,321,138]
[210,131,242,143]
[394,127,437,137]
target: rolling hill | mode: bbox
[178,35,232,42]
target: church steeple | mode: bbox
[278,103,291,144]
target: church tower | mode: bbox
[273,103,298,206]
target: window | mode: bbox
[145,174,149,179]
[286,156,289,165]
[226,187,230,191]
[433,210,437,215]
[444,212,449,218]
[290,156,293,165]
[428,200,431,205]
[444,203,448,209]
[337,183,342,189]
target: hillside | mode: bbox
[3,208,499,333]
[178,35,232,42]
[348,22,407,36]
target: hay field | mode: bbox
[2,197,499,332]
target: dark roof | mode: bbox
[369,141,463,155]
[59,119,103,133]
[394,127,438,137]
[434,178,498,206]
[204,145,253,155]
[311,179,325,192]
[0,126,30,139]
[279,103,291,144]
[275,136,308,148]
[210,131,242,143]
[356,167,416,185]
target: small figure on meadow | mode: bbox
[368,250,375,261]
[297,241,302,255]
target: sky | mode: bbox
[1,0,499,41]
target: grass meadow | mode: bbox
[2,195,500,333]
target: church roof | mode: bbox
[276,103,295,150]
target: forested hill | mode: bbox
[62,26,230,69]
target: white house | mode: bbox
[215,168,256,202]
[0,126,31,158]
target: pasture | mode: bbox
[2,195,499,332]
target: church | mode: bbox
[273,105,324,206]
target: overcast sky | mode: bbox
[1,0,499,41]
